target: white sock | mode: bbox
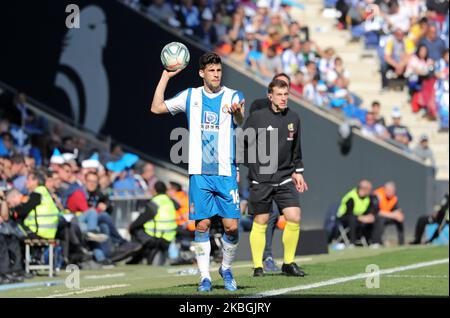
[221,238,238,271]
[194,241,211,281]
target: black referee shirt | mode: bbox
[242,105,304,184]
[249,98,271,114]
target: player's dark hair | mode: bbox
[268,79,289,94]
[199,52,222,70]
[272,73,291,86]
[154,181,167,195]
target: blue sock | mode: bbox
[194,230,210,243]
[223,231,239,245]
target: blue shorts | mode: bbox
[189,174,241,221]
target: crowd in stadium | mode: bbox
[333,0,448,129]
[127,0,448,155]
[0,92,201,284]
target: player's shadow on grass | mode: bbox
[265,272,310,277]
[115,283,252,298]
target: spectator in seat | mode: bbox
[361,111,390,140]
[290,71,305,97]
[176,0,201,36]
[409,17,429,45]
[387,108,413,149]
[318,47,336,81]
[382,28,415,88]
[147,0,179,27]
[406,44,438,119]
[326,56,350,88]
[58,163,108,244]
[9,155,29,195]
[84,171,142,263]
[0,133,14,158]
[303,75,327,107]
[261,27,283,56]
[300,40,321,65]
[371,101,386,126]
[418,24,446,62]
[301,60,319,85]
[139,162,159,195]
[373,182,405,245]
[229,39,248,64]
[412,134,436,168]
[259,44,283,81]
[210,11,228,46]
[281,36,304,78]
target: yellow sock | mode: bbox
[249,222,267,269]
[282,221,300,264]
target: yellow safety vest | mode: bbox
[144,194,177,242]
[337,188,371,217]
[24,186,60,239]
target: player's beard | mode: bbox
[205,79,221,93]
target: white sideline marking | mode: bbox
[250,258,449,298]
[84,273,126,280]
[40,284,130,298]
[385,275,448,279]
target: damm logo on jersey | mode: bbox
[201,111,219,132]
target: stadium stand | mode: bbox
[124,0,448,180]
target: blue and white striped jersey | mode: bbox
[165,86,244,176]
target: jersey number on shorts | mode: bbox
[229,189,240,204]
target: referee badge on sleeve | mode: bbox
[287,123,294,141]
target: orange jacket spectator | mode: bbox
[170,186,195,231]
[374,186,399,212]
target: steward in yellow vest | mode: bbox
[9,171,60,240]
[128,181,177,265]
[337,180,381,245]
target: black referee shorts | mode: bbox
[248,181,300,215]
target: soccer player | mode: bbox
[245,79,308,277]
[150,52,245,292]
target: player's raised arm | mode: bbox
[150,69,181,114]
[229,91,245,126]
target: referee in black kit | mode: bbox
[244,79,308,277]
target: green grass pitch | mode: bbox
[1,245,447,298]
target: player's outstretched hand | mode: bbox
[292,173,308,193]
[162,68,182,79]
[228,99,245,115]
